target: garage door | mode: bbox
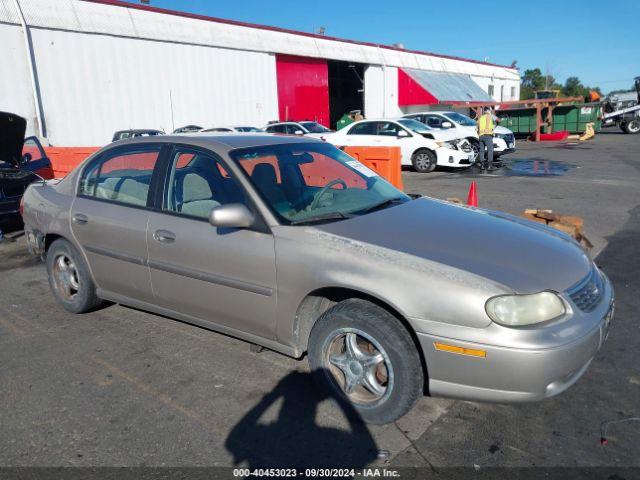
[276,54,330,127]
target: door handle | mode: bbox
[72,213,88,225]
[153,230,176,244]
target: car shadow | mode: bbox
[225,370,379,468]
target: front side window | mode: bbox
[398,118,432,134]
[299,122,331,133]
[230,142,409,224]
[80,146,161,207]
[235,127,261,132]
[443,112,476,126]
[21,137,45,164]
[425,115,444,128]
[164,147,246,219]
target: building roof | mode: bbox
[82,0,517,71]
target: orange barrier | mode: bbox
[342,146,403,191]
[45,147,100,178]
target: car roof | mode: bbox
[112,133,324,152]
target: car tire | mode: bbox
[46,238,104,314]
[307,298,424,424]
[624,119,640,134]
[411,149,437,173]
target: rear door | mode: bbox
[71,144,165,304]
[341,121,379,147]
[146,145,278,339]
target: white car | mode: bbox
[263,121,333,139]
[201,126,262,133]
[325,118,474,173]
[402,111,516,161]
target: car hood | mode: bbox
[494,125,512,135]
[417,129,459,141]
[0,112,26,168]
[315,197,591,293]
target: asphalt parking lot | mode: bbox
[1,131,639,470]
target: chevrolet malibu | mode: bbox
[22,134,614,424]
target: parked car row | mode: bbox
[114,111,516,175]
[21,130,613,425]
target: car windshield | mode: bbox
[235,127,261,132]
[398,118,433,133]
[299,122,332,133]
[443,112,476,126]
[230,142,409,224]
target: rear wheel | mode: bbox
[411,149,437,173]
[46,238,104,313]
[308,298,424,424]
[624,119,640,134]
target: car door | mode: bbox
[340,121,379,147]
[373,121,417,164]
[146,144,277,339]
[22,137,54,179]
[71,143,164,304]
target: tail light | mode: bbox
[19,195,25,217]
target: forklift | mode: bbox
[601,76,640,134]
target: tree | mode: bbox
[520,68,559,100]
[562,76,583,97]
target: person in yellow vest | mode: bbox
[477,107,495,171]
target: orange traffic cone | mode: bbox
[466,181,478,207]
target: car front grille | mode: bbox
[567,268,605,313]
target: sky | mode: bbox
[122,0,640,93]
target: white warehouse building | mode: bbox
[1,0,521,146]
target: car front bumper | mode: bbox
[415,282,614,403]
[493,137,516,154]
[435,147,475,167]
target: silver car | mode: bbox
[22,134,614,424]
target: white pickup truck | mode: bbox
[402,111,516,162]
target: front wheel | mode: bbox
[411,149,437,173]
[624,119,640,134]
[307,299,424,424]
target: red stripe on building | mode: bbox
[398,68,439,106]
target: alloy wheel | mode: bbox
[52,254,80,301]
[324,328,394,405]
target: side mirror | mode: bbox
[22,152,32,164]
[209,203,254,229]
[397,130,410,138]
[441,122,453,129]
[294,130,304,135]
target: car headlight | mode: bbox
[485,292,566,327]
[436,140,458,150]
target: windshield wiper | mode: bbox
[290,211,354,225]
[357,197,407,214]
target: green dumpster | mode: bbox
[550,103,602,133]
[496,108,537,135]
[496,103,602,135]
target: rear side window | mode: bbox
[80,146,162,207]
[347,122,376,135]
[266,124,286,133]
